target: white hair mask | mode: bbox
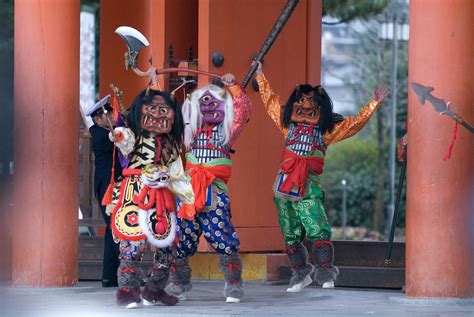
[183,84,234,149]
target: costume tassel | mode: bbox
[101,182,114,205]
[111,94,120,122]
[443,121,459,161]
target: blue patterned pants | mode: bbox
[175,184,240,258]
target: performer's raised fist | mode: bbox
[108,129,123,142]
[221,73,235,87]
[251,60,263,76]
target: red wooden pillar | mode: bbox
[12,0,80,286]
[406,0,474,298]
[198,0,322,251]
[99,0,151,106]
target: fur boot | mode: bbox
[142,250,179,306]
[286,243,314,290]
[142,285,178,306]
[219,252,244,300]
[117,259,144,290]
[165,257,193,297]
[116,287,141,307]
[311,240,339,287]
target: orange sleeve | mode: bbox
[324,100,381,146]
[255,74,288,136]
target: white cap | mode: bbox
[85,94,111,116]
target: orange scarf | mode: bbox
[186,162,232,212]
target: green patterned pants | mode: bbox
[274,180,331,245]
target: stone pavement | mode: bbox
[1,281,473,317]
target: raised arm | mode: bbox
[253,62,286,134]
[324,84,389,146]
[227,84,252,145]
[221,73,252,145]
[109,127,136,156]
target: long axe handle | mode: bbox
[132,66,222,81]
[241,0,300,88]
[385,152,407,265]
[156,67,222,78]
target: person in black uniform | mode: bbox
[81,95,122,287]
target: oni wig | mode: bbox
[182,84,234,150]
[127,89,184,147]
[283,84,335,135]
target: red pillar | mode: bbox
[100,0,151,106]
[406,0,474,298]
[13,0,80,286]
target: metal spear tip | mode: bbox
[411,82,434,105]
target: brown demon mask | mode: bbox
[141,95,175,134]
[290,91,320,125]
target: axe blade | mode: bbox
[115,26,150,52]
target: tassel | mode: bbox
[155,216,168,235]
[101,182,114,205]
[443,121,459,161]
[111,94,120,122]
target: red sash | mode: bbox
[279,150,324,194]
[186,162,232,212]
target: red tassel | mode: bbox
[163,189,177,212]
[443,121,459,161]
[101,182,114,205]
[155,219,168,235]
[111,94,120,122]
[134,186,156,210]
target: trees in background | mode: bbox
[321,0,408,236]
[323,0,390,24]
[322,137,378,229]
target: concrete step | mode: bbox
[337,266,404,288]
[79,259,404,289]
[80,237,405,267]
[79,237,405,288]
